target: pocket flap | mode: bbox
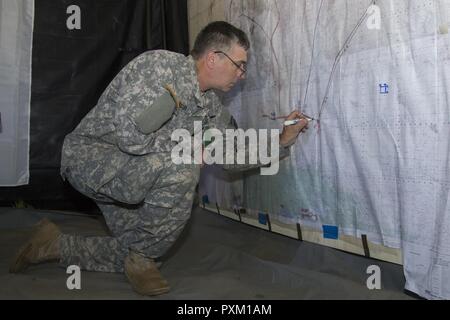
[135,91,176,134]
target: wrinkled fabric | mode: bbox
[59,50,289,272]
[60,154,199,273]
[61,51,214,192]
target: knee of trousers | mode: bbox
[62,168,99,200]
[166,164,201,198]
[144,164,200,210]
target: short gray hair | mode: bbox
[191,21,250,59]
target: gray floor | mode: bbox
[0,206,416,300]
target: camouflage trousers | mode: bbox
[59,152,200,273]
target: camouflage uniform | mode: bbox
[60,50,287,273]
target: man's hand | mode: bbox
[280,111,309,147]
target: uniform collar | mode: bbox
[186,55,206,108]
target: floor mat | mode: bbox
[0,207,415,300]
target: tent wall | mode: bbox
[0,0,188,210]
[187,0,225,51]
[191,0,450,300]
[0,0,34,187]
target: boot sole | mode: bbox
[9,242,33,273]
[132,285,171,296]
[9,219,60,274]
[124,269,171,296]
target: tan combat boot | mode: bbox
[9,218,61,273]
[124,251,170,296]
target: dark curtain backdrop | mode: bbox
[0,0,189,211]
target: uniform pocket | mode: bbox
[134,91,176,135]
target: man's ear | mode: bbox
[205,51,216,70]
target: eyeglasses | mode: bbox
[214,50,247,75]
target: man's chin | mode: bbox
[225,83,237,91]
[218,87,232,93]
[215,83,236,93]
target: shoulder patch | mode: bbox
[135,90,176,134]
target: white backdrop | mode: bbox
[200,0,450,299]
[0,0,34,186]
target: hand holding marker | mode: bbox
[261,111,315,132]
[284,113,316,127]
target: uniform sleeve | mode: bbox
[112,53,176,155]
[207,97,290,173]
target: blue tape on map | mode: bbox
[323,225,339,240]
[258,212,268,225]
